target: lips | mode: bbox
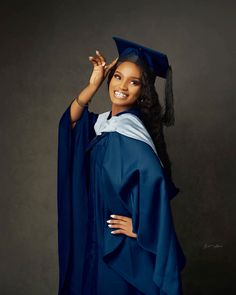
[114,90,128,99]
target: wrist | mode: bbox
[88,82,102,91]
[75,96,89,108]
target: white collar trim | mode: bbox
[94,111,164,167]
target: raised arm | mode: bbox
[70,50,118,128]
[70,83,99,128]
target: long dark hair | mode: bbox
[107,59,174,180]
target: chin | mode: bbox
[111,98,132,107]
[110,94,136,106]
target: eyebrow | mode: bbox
[115,70,141,80]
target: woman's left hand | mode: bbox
[106,214,137,239]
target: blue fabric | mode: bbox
[57,103,186,295]
[113,36,170,78]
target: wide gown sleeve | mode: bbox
[133,152,186,295]
[57,102,98,295]
[100,133,186,295]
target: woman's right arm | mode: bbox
[70,50,118,129]
[70,83,99,128]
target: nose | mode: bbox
[119,80,128,90]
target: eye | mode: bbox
[130,80,140,86]
[113,74,120,80]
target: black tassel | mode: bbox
[162,66,175,127]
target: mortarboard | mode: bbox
[112,36,170,79]
[112,36,175,126]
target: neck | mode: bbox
[111,104,133,116]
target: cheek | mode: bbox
[110,78,119,88]
[131,87,141,98]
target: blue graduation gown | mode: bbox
[57,102,186,295]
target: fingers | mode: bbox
[107,215,137,238]
[106,57,118,71]
[110,214,129,222]
[110,229,127,235]
[88,50,118,73]
[88,50,118,81]
[88,56,99,67]
[88,50,106,66]
[108,223,137,238]
[107,220,128,228]
[96,50,106,65]
[107,215,130,231]
[111,57,119,66]
[108,223,126,231]
[107,220,126,226]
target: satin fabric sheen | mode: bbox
[57,103,186,295]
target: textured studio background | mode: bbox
[0,0,235,294]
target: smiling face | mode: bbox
[108,61,142,114]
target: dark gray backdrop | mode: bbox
[1,0,235,294]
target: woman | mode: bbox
[57,37,186,295]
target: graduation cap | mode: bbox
[112,36,175,126]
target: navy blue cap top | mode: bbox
[112,36,170,79]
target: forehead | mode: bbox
[116,61,142,76]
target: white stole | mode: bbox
[94,111,164,167]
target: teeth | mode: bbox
[114,91,128,99]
